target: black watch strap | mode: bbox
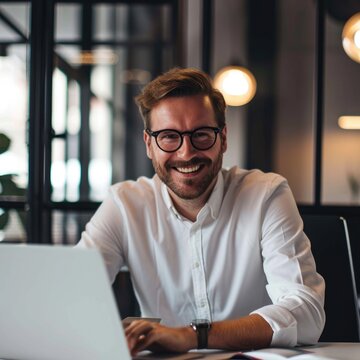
[190,319,211,349]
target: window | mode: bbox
[0,0,180,244]
[0,2,29,242]
[1,0,359,245]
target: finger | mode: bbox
[125,321,157,351]
[125,320,155,337]
[131,328,161,355]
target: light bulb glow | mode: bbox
[214,66,257,106]
[354,30,360,49]
[221,70,249,96]
[338,116,360,130]
[342,13,360,63]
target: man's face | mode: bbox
[143,94,227,202]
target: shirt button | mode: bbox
[193,262,200,268]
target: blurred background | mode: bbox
[0,0,360,245]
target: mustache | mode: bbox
[166,157,211,169]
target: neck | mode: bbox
[168,181,216,222]
[170,197,204,222]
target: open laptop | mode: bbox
[0,244,131,360]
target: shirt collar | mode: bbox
[206,171,224,220]
[161,181,181,219]
[160,171,224,221]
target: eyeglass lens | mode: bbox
[156,128,217,152]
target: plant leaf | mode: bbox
[0,176,26,196]
[0,133,11,154]
[0,210,10,230]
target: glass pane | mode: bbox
[94,4,119,41]
[0,208,26,243]
[273,0,316,204]
[55,45,82,68]
[52,210,94,245]
[89,81,112,201]
[322,12,360,205]
[94,3,172,42]
[51,68,81,202]
[0,3,29,41]
[0,3,29,199]
[55,3,81,41]
[51,3,176,202]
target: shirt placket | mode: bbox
[189,225,212,321]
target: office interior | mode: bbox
[0,0,360,337]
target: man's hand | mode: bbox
[124,320,197,356]
[124,314,273,356]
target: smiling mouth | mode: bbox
[168,157,210,174]
[175,164,201,174]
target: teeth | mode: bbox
[176,165,200,173]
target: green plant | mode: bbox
[0,133,26,231]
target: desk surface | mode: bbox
[1,343,359,360]
[135,343,360,360]
[300,342,360,359]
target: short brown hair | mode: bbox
[135,67,226,129]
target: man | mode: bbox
[78,67,325,356]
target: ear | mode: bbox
[220,125,227,153]
[143,130,153,159]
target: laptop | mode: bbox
[0,244,131,360]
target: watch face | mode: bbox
[190,319,211,328]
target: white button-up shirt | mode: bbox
[78,167,325,346]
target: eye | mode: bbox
[193,129,212,140]
[158,131,180,142]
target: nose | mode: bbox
[176,134,196,159]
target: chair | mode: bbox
[112,270,140,319]
[302,214,360,342]
[345,216,360,298]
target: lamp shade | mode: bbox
[213,66,257,106]
[342,12,360,63]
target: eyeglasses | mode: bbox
[145,126,223,153]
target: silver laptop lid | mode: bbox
[0,244,131,360]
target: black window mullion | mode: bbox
[201,0,212,74]
[313,0,326,207]
[27,0,54,244]
[78,2,92,201]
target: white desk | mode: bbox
[136,343,360,360]
[1,343,359,360]
[299,343,360,360]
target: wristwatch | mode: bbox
[190,319,211,349]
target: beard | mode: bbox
[151,152,224,200]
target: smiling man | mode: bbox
[78,67,325,356]
[144,94,225,221]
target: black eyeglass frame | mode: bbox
[145,126,224,153]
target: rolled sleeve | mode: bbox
[251,305,297,346]
[252,284,325,345]
[257,175,325,345]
